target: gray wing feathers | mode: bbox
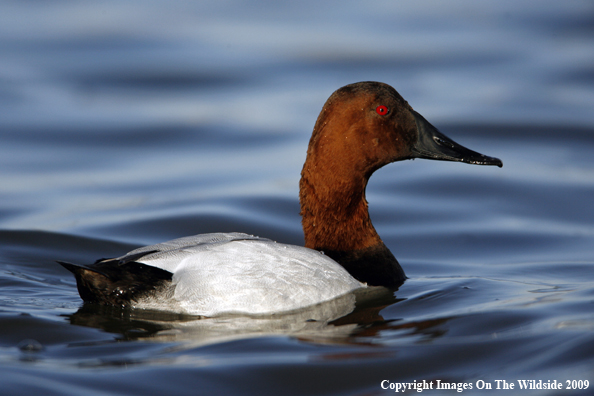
[120,232,269,263]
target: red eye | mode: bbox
[376,105,389,115]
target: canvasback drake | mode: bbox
[60,81,502,316]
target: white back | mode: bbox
[120,233,365,316]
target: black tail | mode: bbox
[58,259,172,306]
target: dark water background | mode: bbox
[1,1,594,395]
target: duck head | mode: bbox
[300,81,502,287]
[304,81,501,183]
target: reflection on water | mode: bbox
[66,287,398,347]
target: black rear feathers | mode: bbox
[59,259,172,306]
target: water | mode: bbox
[1,1,594,395]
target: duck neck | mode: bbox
[300,167,378,251]
[299,164,405,287]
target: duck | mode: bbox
[60,81,502,317]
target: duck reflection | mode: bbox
[66,287,398,344]
[66,286,454,349]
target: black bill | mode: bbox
[410,111,503,168]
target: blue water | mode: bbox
[1,1,594,395]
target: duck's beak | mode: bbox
[410,111,502,167]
